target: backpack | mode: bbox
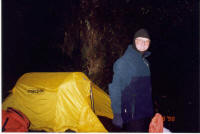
[2,107,30,132]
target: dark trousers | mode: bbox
[122,117,151,132]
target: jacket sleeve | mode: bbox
[108,60,128,114]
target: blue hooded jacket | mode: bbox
[109,45,153,123]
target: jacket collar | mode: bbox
[125,45,151,58]
[143,51,151,58]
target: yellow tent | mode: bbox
[2,72,113,132]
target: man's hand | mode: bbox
[112,114,123,128]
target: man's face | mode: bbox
[134,37,150,52]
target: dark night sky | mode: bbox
[2,0,199,132]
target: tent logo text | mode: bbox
[27,89,44,94]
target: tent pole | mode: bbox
[90,84,95,113]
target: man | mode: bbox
[109,28,154,132]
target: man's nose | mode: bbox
[141,41,145,45]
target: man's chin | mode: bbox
[137,49,147,53]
